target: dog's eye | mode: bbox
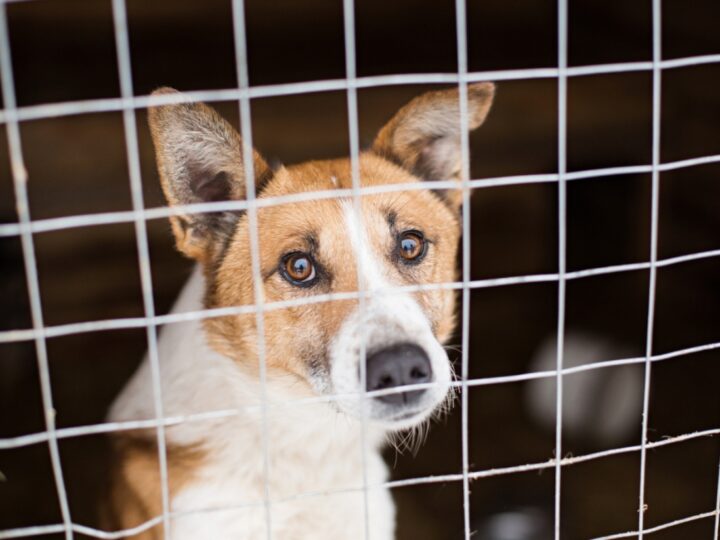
[281,252,317,286]
[398,231,426,263]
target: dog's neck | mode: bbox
[109,265,386,454]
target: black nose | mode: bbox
[366,343,432,406]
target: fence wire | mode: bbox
[1,0,719,539]
[111,0,171,538]
[454,0,474,537]
[554,0,568,536]
[0,4,73,540]
[637,0,663,537]
[230,0,274,537]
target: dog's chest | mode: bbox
[170,429,395,540]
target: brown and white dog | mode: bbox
[105,82,495,539]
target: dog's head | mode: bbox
[148,83,494,431]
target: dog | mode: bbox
[104,82,495,539]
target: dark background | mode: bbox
[1,0,719,538]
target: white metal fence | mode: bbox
[1,0,719,539]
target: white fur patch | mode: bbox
[329,202,452,429]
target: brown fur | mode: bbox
[102,434,204,539]
[208,154,463,381]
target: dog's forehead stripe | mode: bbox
[341,200,389,292]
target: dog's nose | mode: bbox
[366,343,432,406]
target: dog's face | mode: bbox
[148,83,494,430]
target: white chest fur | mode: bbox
[109,267,395,539]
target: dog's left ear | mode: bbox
[372,82,495,210]
[148,87,272,263]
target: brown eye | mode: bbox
[282,253,317,286]
[398,231,426,262]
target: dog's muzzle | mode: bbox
[327,289,452,428]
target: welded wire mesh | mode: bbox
[1,0,719,539]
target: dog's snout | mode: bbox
[366,343,432,406]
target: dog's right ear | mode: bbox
[372,82,495,211]
[148,87,272,262]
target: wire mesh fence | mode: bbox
[1,0,719,539]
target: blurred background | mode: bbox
[1,0,719,538]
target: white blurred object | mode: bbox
[526,332,643,445]
[476,508,550,540]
